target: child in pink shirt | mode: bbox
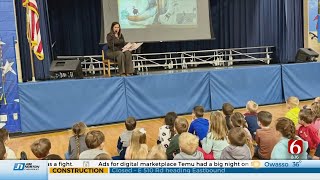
[311,102,320,137]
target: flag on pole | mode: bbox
[22,0,44,60]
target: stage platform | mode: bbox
[18,62,320,133]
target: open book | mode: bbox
[122,42,143,52]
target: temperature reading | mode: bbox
[292,161,302,167]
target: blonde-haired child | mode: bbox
[244,100,260,138]
[67,122,88,160]
[174,132,203,160]
[125,128,148,160]
[147,144,167,160]
[201,111,229,159]
[246,100,259,112]
[285,96,300,126]
[220,127,252,160]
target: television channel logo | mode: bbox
[13,163,25,170]
[288,139,303,154]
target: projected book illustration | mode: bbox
[119,0,197,29]
[103,0,211,42]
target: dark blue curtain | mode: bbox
[15,0,52,81]
[47,0,101,56]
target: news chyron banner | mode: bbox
[47,160,320,180]
[2,160,320,180]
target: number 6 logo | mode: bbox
[288,139,303,154]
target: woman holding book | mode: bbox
[106,22,134,76]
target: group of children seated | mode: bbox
[0,97,320,160]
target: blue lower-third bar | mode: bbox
[109,168,320,174]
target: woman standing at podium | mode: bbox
[106,22,134,76]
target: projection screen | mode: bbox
[102,0,213,42]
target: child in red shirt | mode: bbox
[297,108,320,150]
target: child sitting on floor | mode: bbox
[188,106,209,141]
[0,141,6,160]
[117,117,137,160]
[311,102,320,137]
[255,111,278,160]
[166,117,189,160]
[201,111,229,159]
[0,128,16,159]
[147,144,167,160]
[222,103,234,130]
[271,117,308,160]
[125,128,148,160]
[67,122,88,160]
[31,138,52,160]
[174,132,204,160]
[157,112,177,149]
[230,112,254,157]
[244,100,260,138]
[79,130,110,160]
[220,127,252,160]
[285,96,300,126]
[297,109,320,151]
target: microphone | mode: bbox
[114,30,121,38]
[113,34,115,51]
[112,32,115,62]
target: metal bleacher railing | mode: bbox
[57,46,274,75]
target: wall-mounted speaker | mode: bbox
[295,48,319,63]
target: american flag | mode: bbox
[22,0,44,60]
